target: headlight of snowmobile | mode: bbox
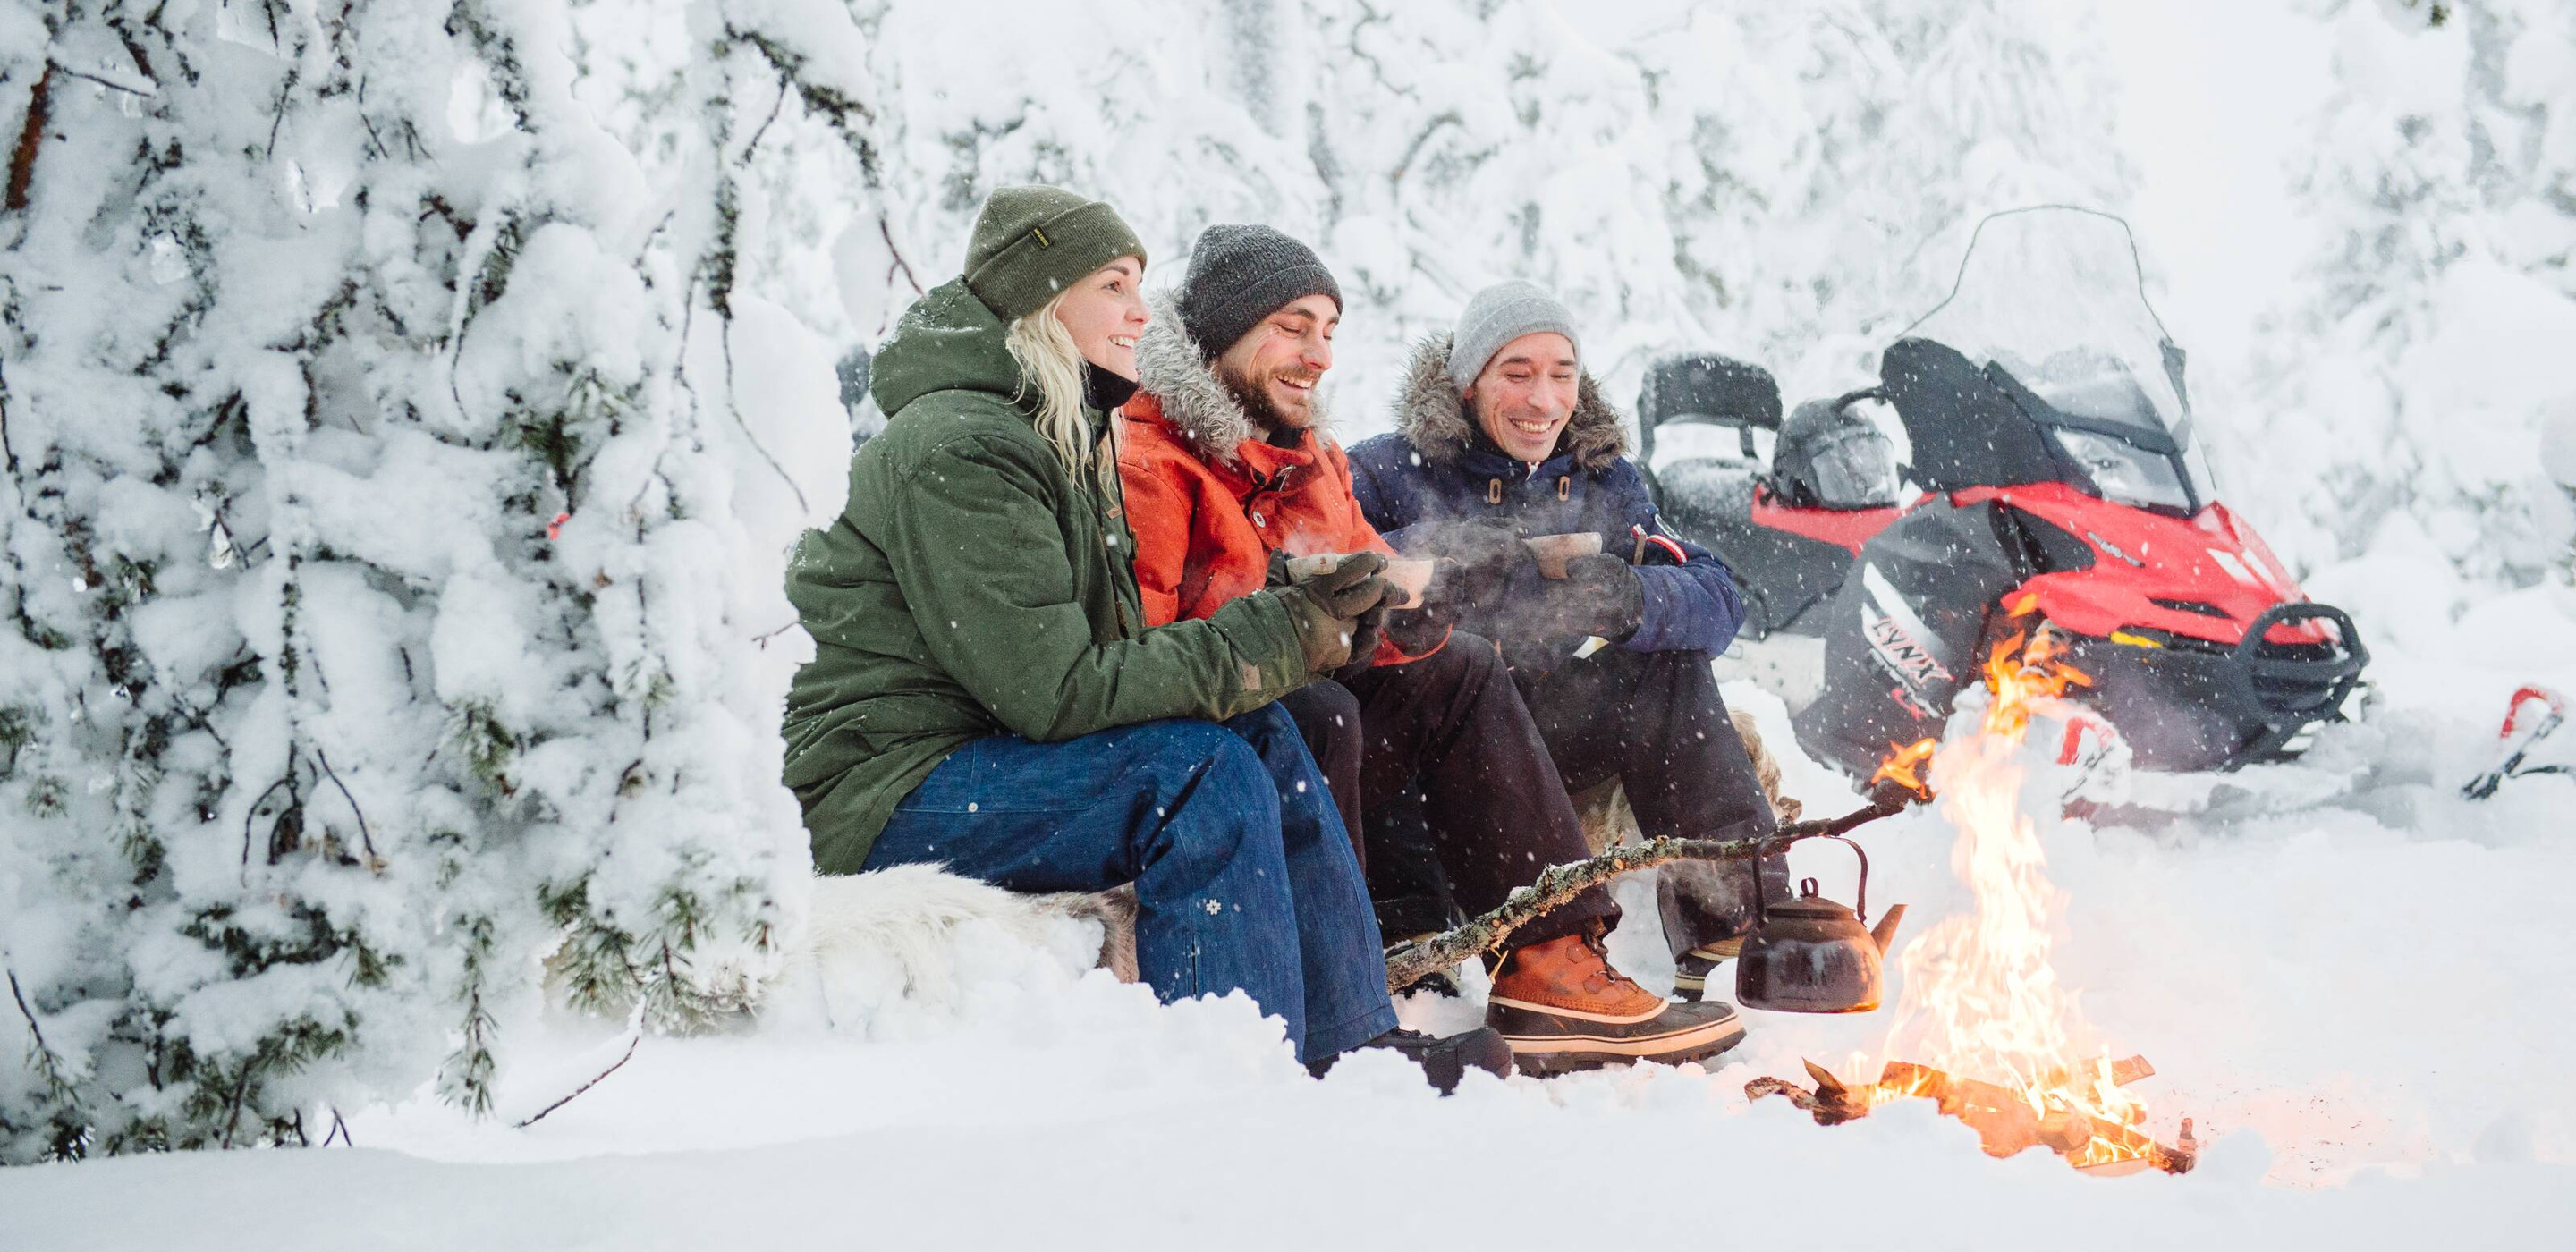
[2048,427,2193,512]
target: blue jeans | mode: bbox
[862,703,1398,1063]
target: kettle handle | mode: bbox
[1826,834,1868,922]
[1745,832,1869,923]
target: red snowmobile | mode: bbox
[1641,207,2368,780]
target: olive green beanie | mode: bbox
[962,186,1148,320]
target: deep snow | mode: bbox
[7,640,2574,1249]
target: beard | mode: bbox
[1217,359,1323,437]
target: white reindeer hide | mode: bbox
[767,866,1139,1033]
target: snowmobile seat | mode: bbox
[1638,352,1783,466]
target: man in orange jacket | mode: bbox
[1116,225,1742,1074]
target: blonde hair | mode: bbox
[1004,292,1123,502]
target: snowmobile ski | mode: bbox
[2462,685,2568,800]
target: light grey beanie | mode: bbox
[1447,280,1580,393]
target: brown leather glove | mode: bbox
[1273,552,1393,677]
[1275,550,1389,680]
[1332,603,1388,682]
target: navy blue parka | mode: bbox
[1348,335,1747,656]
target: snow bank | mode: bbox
[14,641,2575,1248]
[5,1089,2572,1252]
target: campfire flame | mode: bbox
[1858,625,2160,1172]
[1869,736,1938,799]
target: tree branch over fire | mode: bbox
[1384,794,1912,992]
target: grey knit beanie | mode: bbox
[1448,280,1580,393]
[1175,224,1343,359]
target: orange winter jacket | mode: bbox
[1115,304,1443,665]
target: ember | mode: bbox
[1754,614,2190,1176]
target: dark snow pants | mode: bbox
[1514,647,1791,958]
[1280,633,1618,952]
[861,703,1399,1064]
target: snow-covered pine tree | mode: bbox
[1272,0,2133,421]
[1282,0,1694,393]
[2248,0,2576,584]
[793,0,2134,436]
[1650,0,2133,397]
[0,0,837,1161]
[839,0,1310,331]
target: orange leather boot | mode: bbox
[1489,932,1668,1022]
[1486,931,1746,1075]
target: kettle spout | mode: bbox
[1869,903,1907,955]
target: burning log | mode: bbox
[1744,1076,1852,1122]
[2052,1054,2152,1087]
[1743,1060,1870,1124]
[1748,1058,2197,1176]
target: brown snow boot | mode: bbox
[1487,931,1745,1075]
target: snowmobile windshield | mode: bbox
[1902,208,2217,512]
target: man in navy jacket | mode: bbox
[1348,281,1791,998]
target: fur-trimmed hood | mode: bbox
[1392,332,1627,472]
[1132,291,1333,467]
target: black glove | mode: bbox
[1496,628,1575,677]
[1558,553,1646,642]
[1274,552,1393,677]
[1491,554,1643,675]
[1407,520,1532,614]
[1378,605,1450,657]
[1507,554,1644,643]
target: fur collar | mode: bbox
[1133,291,1332,466]
[1392,333,1627,471]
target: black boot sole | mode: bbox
[1488,1000,1749,1076]
[1312,1026,1517,1092]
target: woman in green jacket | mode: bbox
[782,187,1505,1086]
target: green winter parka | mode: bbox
[783,279,1312,873]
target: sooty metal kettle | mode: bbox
[1734,835,1906,1014]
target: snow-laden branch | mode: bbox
[44,47,157,97]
